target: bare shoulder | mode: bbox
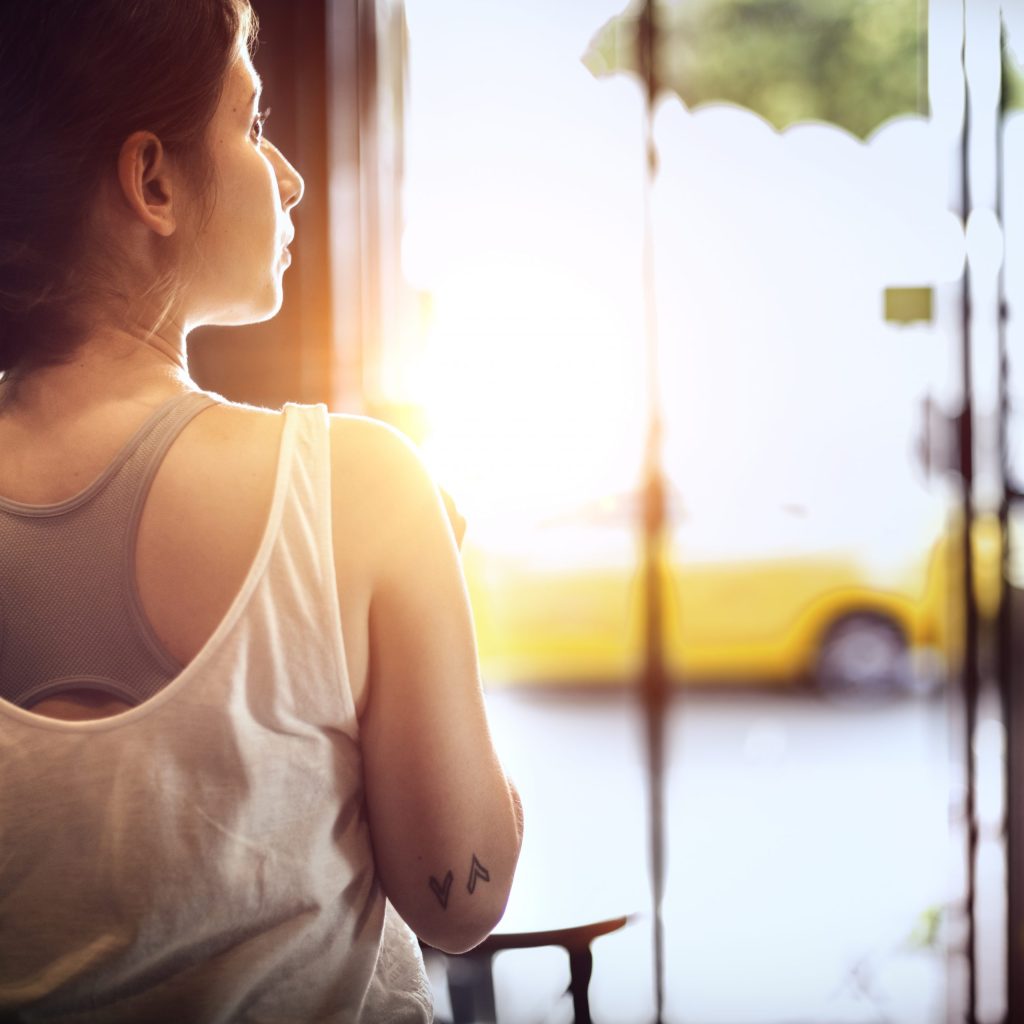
[194,402,425,486]
[327,414,430,489]
[188,394,284,449]
[328,414,440,522]
[147,395,285,516]
[146,396,285,537]
[325,414,461,599]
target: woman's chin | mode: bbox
[209,285,285,327]
[256,283,286,321]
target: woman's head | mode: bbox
[168,45,304,332]
[0,0,302,379]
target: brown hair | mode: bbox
[0,0,259,378]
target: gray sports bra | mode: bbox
[0,391,217,708]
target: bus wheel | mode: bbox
[814,614,909,700]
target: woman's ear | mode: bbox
[116,131,177,238]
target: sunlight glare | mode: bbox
[413,257,645,529]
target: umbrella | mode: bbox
[577,3,961,1022]
[583,0,928,139]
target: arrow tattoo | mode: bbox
[429,870,454,909]
[467,853,490,895]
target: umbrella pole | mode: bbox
[638,2,668,1022]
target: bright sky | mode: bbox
[400,0,975,573]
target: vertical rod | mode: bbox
[638,2,667,1021]
[958,1,979,1018]
[996,14,1023,1021]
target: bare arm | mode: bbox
[333,417,523,953]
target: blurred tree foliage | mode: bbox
[583,0,927,139]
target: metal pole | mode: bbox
[637,2,667,1021]
[958,1,979,1018]
[996,13,1024,1021]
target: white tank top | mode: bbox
[0,402,433,1023]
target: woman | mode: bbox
[0,1,523,1020]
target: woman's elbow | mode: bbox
[399,811,524,954]
[415,876,516,954]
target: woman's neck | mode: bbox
[0,327,195,419]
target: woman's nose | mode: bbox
[269,143,304,211]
